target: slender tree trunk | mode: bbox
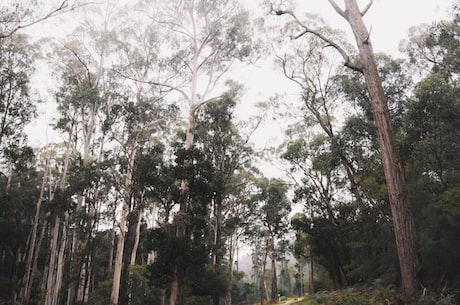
[308,256,314,295]
[130,201,143,265]
[213,195,223,305]
[270,252,278,303]
[68,110,97,305]
[334,1,419,303]
[111,139,137,305]
[225,232,237,305]
[109,201,117,273]
[9,247,20,304]
[170,107,195,305]
[53,215,68,305]
[161,288,167,305]
[110,197,129,305]
[26,219,47,304]
[20,160,49,305]
[44,217,60,305]
[260,239,269,305]
[169,265,182,305]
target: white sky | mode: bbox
[231,0,454,176]
[24,0,454,151]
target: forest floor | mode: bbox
[281,299,302,305]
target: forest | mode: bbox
[0,0,459,305]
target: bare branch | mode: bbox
[361,0,374,16]
[279,9,363,72]
[0,1,92,39]
[327,0,346,18]
[113,69,188,104]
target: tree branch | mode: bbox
[0,1,92,39]
[275,9,363,73]
[360,0,374,16]
[327,0,346,18]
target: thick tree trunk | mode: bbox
[335,1,419,303]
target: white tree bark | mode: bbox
[110,138,138,305]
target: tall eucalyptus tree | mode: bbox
[119,1,254,304]
[274,1,419,302]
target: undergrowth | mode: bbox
[290,286,458,305]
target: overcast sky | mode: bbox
[24,0,455,149]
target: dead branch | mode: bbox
[276,9,363,73]
[0,1,93,39]
[360,0,374,16]
[327,0,346,18]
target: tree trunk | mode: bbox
[9,247,20,304]
[110,139,137,305]
[20,160,49,305]
[225,232,237,305]
[260,239,269,305]
[44,217,60,305]
[213,195,223,305]
[335,1,419,303]
[170,107,195,305]
[308,255,314,295]
[270,253,278,303]
[53,215,68,305]
[109,202,117,273]
[43,215,68,305]
[26,219,47,305]
[130,201,143,265]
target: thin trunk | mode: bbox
[9,247,20,304]
[44,217,60,305]
[110,197,129,305]
[52,215,68,305]
[81,254,91,303]
[270,254,277,303]
[336,1,419,303]
[260,239,269,305]
[20,160,49,305]
[161,288,167,305]
[26,219,47,304]
[308,256,314,295]
[225,232,237,305]
[212,196,223,305]
[68,111,96,305]
[170,107,195,305]
[110,139,137,305]
[109,202,117,273]
[43,122,73,305]
[130,201,143,265]
[169,265,181,305]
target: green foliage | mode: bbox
[0,34,37,154]
[292,287,404,305]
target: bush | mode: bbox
[294,286,404,305]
